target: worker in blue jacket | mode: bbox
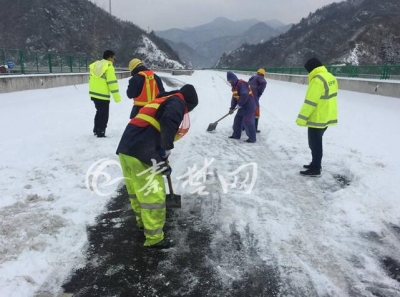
[227,71,257,143]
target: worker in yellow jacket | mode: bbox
[296,57,338,176]
[89,50,121,138]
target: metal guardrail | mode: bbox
[0,48,90,75]
[3,47,399,80]
[214,65,400,80]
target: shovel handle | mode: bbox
[166,175,174,196]
[214,107,239,123]
[164,160,174,196]
[163,160,182,208]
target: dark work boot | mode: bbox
[146,239,175,249]
[300,168,321,177]
[255,118,260,133]
[303,163,323,170]
[97,130,106,138]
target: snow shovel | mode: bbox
[164,160,181,208]
[206,107,238,132]
[166,175,181,208]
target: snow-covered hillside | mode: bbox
[1,71,400,296]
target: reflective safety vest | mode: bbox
[232,79,253,100]
[130,93,190,141]
[134,70,160,106]
[296,66,338,128]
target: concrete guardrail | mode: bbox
[229,70,400,99]
[2,70,399,98]
[0,71,131,94]
[156,69,194,76]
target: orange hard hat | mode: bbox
[256,68,266,76]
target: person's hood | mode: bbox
[227,71,238,86]
[156,86,198,112]
[180,84,198,112]
[90,59,110,78]
[308,65,328,81]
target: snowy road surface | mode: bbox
[0,70,400,296]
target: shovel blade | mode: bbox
[166,193,181,208]
[207,122,218,132]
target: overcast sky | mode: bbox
[90,0,342,31]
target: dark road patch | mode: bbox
[62,187,281,296]
[318,173,352,193]
[332,174,351,188]
[381,256,400,283]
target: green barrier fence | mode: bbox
[0,48,90,75]
[215,64,400,80]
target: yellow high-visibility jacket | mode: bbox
[296,66,338,128]
[89,59,121,102]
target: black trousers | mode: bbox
[308,127,327,170]
[92,98,110,134]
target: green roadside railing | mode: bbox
[3,48,400,80]
[214,64,400,80]
[0,48,91,75]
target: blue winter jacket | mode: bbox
[227,71,256,115]
[248,74,267,106]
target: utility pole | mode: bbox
[109,0,112,15]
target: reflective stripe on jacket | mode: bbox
[130,93,189,141]
[134,70,160,106]
[233,79,253,100]
[89,59,121,102]
[296,66,338,128]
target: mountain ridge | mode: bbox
[216,0,400,68]
[156,18,289,68]
[0,0,183,69]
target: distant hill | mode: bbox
[216,0,400,68]
[156,18,289,68]
[264,19,286,29]
[163,40,210,69]
[156,17,262,48]
[0,0,183,69]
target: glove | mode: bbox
[114,96,121,103]
[161,163,172,176]
[229,109,234,115]
[159,149,171,160]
